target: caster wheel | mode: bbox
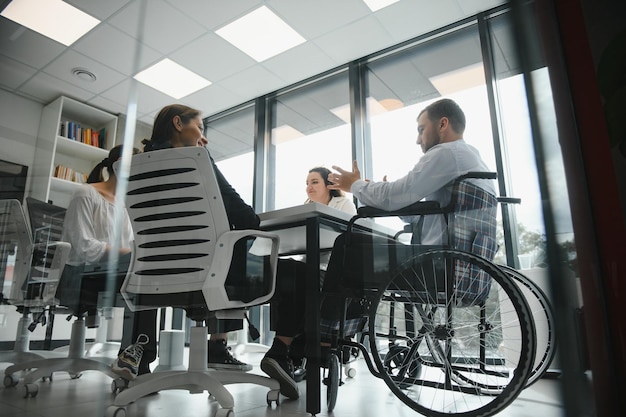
[23,383,39,398]
[3,374,18,388]
[41,374,53,382]
[70,373,82,379]
[215,408,234,417]
[105,406,127,417]
[111,378,128,394]
[345,366,357,378]
[266,389,280,406]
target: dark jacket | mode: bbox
[143,141,259,230]
[210,156,260,230]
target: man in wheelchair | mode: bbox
[323,96,497,304]
[325,98,496,355]
[315,99,539,416]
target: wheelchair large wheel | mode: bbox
[498,264,557,387]
[368,249,535,417]
[326,352,340,412]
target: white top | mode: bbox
[328,195,357,215]
[62,185,133,266]
[350,139,495,245]
[304,195,357,215]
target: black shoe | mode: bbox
[208,339,252,371]
[261,339,299,399]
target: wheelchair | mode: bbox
[319,172,538,417]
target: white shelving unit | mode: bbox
[29,96,118,208]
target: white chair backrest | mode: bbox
[118,147,279,313]
[118,147,233,309]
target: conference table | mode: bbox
[259,202,394,415]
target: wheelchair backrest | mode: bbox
[445,178,498,306]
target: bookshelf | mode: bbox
[29,96,118,208]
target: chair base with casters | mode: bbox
[108,322,280,417]
[0,312,69,377]
[4,315,120,397]
[4,256,133,397]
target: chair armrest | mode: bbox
[357,201,442,218]
[203,229,280,311]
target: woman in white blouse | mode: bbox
[60,145,155,379]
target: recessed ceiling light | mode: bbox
[134,59,212,99]
[1,0,100,46]
[363,0,400,12]
[216,6,306,62]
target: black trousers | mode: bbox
[269,258,307,337]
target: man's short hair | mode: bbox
[418,98,466,134]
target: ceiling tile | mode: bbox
[268,0,371,40]
[373,0,464,43]
[20,72,96,104]
[456,0,507,17]
[99,78,174,116]
[313,15,395,63]
[0,55,37,89]
[0,18,65,68]
[107,0,207,55]
[164,0,264,30]
[41,50,126,95]
[169,32,256,82]
[64,0,133,20]
[72,23,162,76]
[261,42,338,86]
[178,83,247,117]
[219,65,285,100]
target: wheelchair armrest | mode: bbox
[497,197,522,205]
[460,171,497,180]
[356,201,442,219]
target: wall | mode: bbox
[0,90,43,193]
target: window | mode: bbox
[205,105,256,204]
[269,71,353,209]
[364,25,497,231]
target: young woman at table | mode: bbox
[278,167,356,381]
[304,166,357,215]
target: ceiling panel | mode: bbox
[0,0,508,155]
[72,23,162,77]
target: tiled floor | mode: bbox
[0,345,567,417]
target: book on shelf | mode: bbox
[54,164,87,184]
[58,120,108,149]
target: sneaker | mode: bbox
[111,334,149,381]
[208,339,252,371]
[261,339,299,399]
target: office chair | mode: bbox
[3,199,124,397]
[0,199,71,391]
[108,147,280,417]
[26,197,121,359]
